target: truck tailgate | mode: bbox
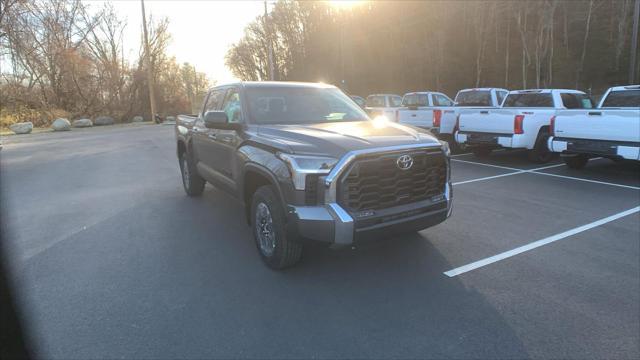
[458,109,516,134]
[398,108,433,128]
[554,110,640,143]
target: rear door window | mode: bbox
[402,94,429,107]
[503,93,554,107]
[601,90,640,107]
[366,96,386,107]
[203,89,225,115]
[389,96,403,107]
[561,93,593,109]
[433,94,454,106]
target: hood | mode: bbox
[256,120,440,158]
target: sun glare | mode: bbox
[328,0,366,9]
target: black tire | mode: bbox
[444,135,462,154]
[527,131,554,163]
[251,185,302,269]
[472,147,492,158]
[180,152,205,196]
[563,154,589,169]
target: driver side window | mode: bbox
[221,89,243,123]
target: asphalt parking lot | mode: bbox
[1,125,639,359]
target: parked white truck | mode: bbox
[396,91,456,129]
[547,85,640,168]
[397,89,507,151]
[455,89,593,163]
[364,94,403,120]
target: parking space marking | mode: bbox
[444,206,640,277]
[453,171,524,186]
[529,171,640,190]
[451,158,523,172]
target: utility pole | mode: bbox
[264,0,275,81]
[141,0,157,123]
[630,0,640,83]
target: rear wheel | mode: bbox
[251,185,302,269]
[472,147,492,158]
[180,152,205,196]
[528,131,554,163]
[563,154,589,169]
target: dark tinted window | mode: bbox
[561,93,593,109]
[503,93,554,107]
[433,94,454,106]
[246,87,368,124]
[366,95,385,107]
[601,90,640,107]
[496,91,507,105]
[389,96,402,107]
[455,91,492,106]
[402,94,429,107]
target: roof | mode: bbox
[211,81,336,90]
[608,85,640,91]
[457,88,508,92]
[510,89,586,94]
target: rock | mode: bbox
[72,118,93,128]
[51,118,71,131]
[132,115,144,122]
[9,122,33,134]
[94,116,114,126]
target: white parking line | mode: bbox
[453,171,524,186]
[444,206,640,277]
[451,158,522,172]
[529,172,640,190]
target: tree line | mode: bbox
[0,0,209,128]
[226,0,639,98]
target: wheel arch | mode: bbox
[242,163,288,225]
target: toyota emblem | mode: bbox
[396,154,413,170]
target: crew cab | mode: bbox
[175,82,452,269]
[548,85,640,168]
[364,93,403,119]
[396,91,456,131]
[455,89,593,163]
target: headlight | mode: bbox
[277,153,338,190]
[439,140,451,157]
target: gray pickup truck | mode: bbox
[175,82,452,268]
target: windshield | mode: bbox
[455,91,492,106]
[246,87,369,124]
[402,94,429,107]
[601,90,640,107]
[503,93,554,107]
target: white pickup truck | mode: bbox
[397,91,456,129]
[364,94,403,120]
[455,89,593,163]
[547,85,640,168]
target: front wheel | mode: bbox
[563,154,589,169]
[180,152,205,196]
[251,185,302,269]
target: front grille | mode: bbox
[337,149,447,212]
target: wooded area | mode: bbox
[226,0,640,98]
[0,0,209,128]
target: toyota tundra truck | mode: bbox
[548,85,640,168]
[175,82,452,269]
[455,89,593,162]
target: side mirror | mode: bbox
[204,111,228,128]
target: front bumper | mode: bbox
[547,136,640,160]
[286,182,452,245]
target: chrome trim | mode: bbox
[326,202,354,245]
[324,143,443,203]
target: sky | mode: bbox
[96,0,266,84]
